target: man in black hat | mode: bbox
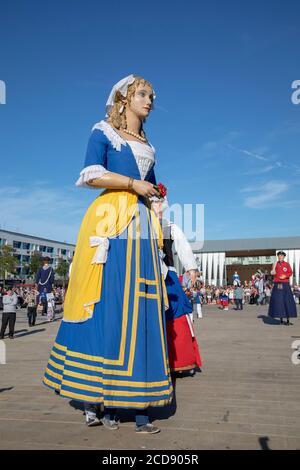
[268,251,297,325]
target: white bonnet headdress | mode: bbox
[105,74,156,117]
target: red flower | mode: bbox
[154,182,167,198]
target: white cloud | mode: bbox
[243,165,275,176]
[0,182,92,243]
[228,144,269,161]
[228,143,300,175]
[196,131,241,161]
[241,180,289,209]
[276,199,300,209]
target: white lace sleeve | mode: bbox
[75,165,109,188]
[171,223,198,271]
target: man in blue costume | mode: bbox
[36,257,55,315]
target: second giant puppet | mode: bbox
[152,199,202,373]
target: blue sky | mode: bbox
[0,0,300,244]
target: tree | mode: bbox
[56,257,70,287]
[0,245,18,286]
[29,251,43,278]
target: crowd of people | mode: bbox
[0,285,65,338]
[0,255,66,338]
[1,265,299,340]
[180,269,300,313]
[1,268,299,339]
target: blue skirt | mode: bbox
[165,269,193,321]
[268,282,297,318]
[43,200,173,409]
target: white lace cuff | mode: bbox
[75,165,109,188]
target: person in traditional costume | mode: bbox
[42,75,173,434]
[232,271,240,287]
[151,199,202,376]
[268,251,297,325]
[36,257,55,315]
[194,289,203,319]
[36,257,55,294]
[219,290,229,310]
[46,293,55,322]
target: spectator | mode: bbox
[265,284,272,305]
[39,288,48,316]
[194,289,203,319]
[293,285,300,305]
[0,287,3,311]
[228,288,234,305]
[0,289,18,339]
[46,294,55,322]
[256,276,265,305]
[25,289,38,327]
[234,284,244,310]
[244,286,251,303]
[249,287,259,305]
[219,290,229,311]
[206,287,212,304]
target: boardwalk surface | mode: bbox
[0,303,300,450]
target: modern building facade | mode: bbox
[1,229,299,286]
[0,229,75,280]
[174,236,300,286]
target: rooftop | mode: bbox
[0,229,75,247]
[191,236,300,252]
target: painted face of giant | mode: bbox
[128,82,154,119]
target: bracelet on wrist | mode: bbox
[128,177,134,191]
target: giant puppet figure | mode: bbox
[36,256,55,295]
[151,198,202,375]
[268,251,297,325]
[42,75,173,434]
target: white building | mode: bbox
[174,236,300,286]
[0,229,75,280]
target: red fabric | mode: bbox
[166,315,202,371]
[274,261,293,283]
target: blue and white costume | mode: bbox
[36,265,55,294]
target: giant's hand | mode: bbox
[132,180,160,198]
